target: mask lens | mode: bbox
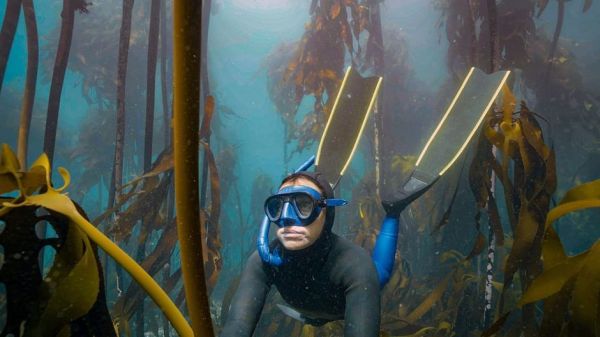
[265,196,284,220]
[294,193,316,219]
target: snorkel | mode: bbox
[256,156,347,266]
[257,156,315,265]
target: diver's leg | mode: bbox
[373,176,438,287]
[372,215,399,287]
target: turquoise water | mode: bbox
[1,0,599,336]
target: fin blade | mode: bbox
[316,67,382,187]
[415,68,510,182]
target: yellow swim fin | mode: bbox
[316,67,383,188]
[410,67,511,188]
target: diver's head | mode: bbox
[264,172,346,251]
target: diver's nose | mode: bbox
[279,202,298,226]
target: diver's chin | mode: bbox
[280,239,311,251]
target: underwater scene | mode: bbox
[1,0,600,336]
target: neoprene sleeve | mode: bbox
[220,252,272,336]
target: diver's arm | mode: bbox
[342,250,381,337]
[221,251,272,337]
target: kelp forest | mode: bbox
[0,0,599,336]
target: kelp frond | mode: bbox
[0,144,193,336]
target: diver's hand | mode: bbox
[381,177,438,218]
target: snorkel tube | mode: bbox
[257,155,316,266]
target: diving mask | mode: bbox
[264,185,347,227]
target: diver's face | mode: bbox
[275,177,326,251]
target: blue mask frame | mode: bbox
[264,185,347,227]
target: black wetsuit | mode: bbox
[221,231,381,337]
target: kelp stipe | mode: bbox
[173,0,215,336]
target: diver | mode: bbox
[220,64,509,336]
[220,169,433,337]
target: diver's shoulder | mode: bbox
[245,250,264,267]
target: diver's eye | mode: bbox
[265,197,284,220]
[294,193,315,218]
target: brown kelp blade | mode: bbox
[315,67,382,188]
[411,68,510,187]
